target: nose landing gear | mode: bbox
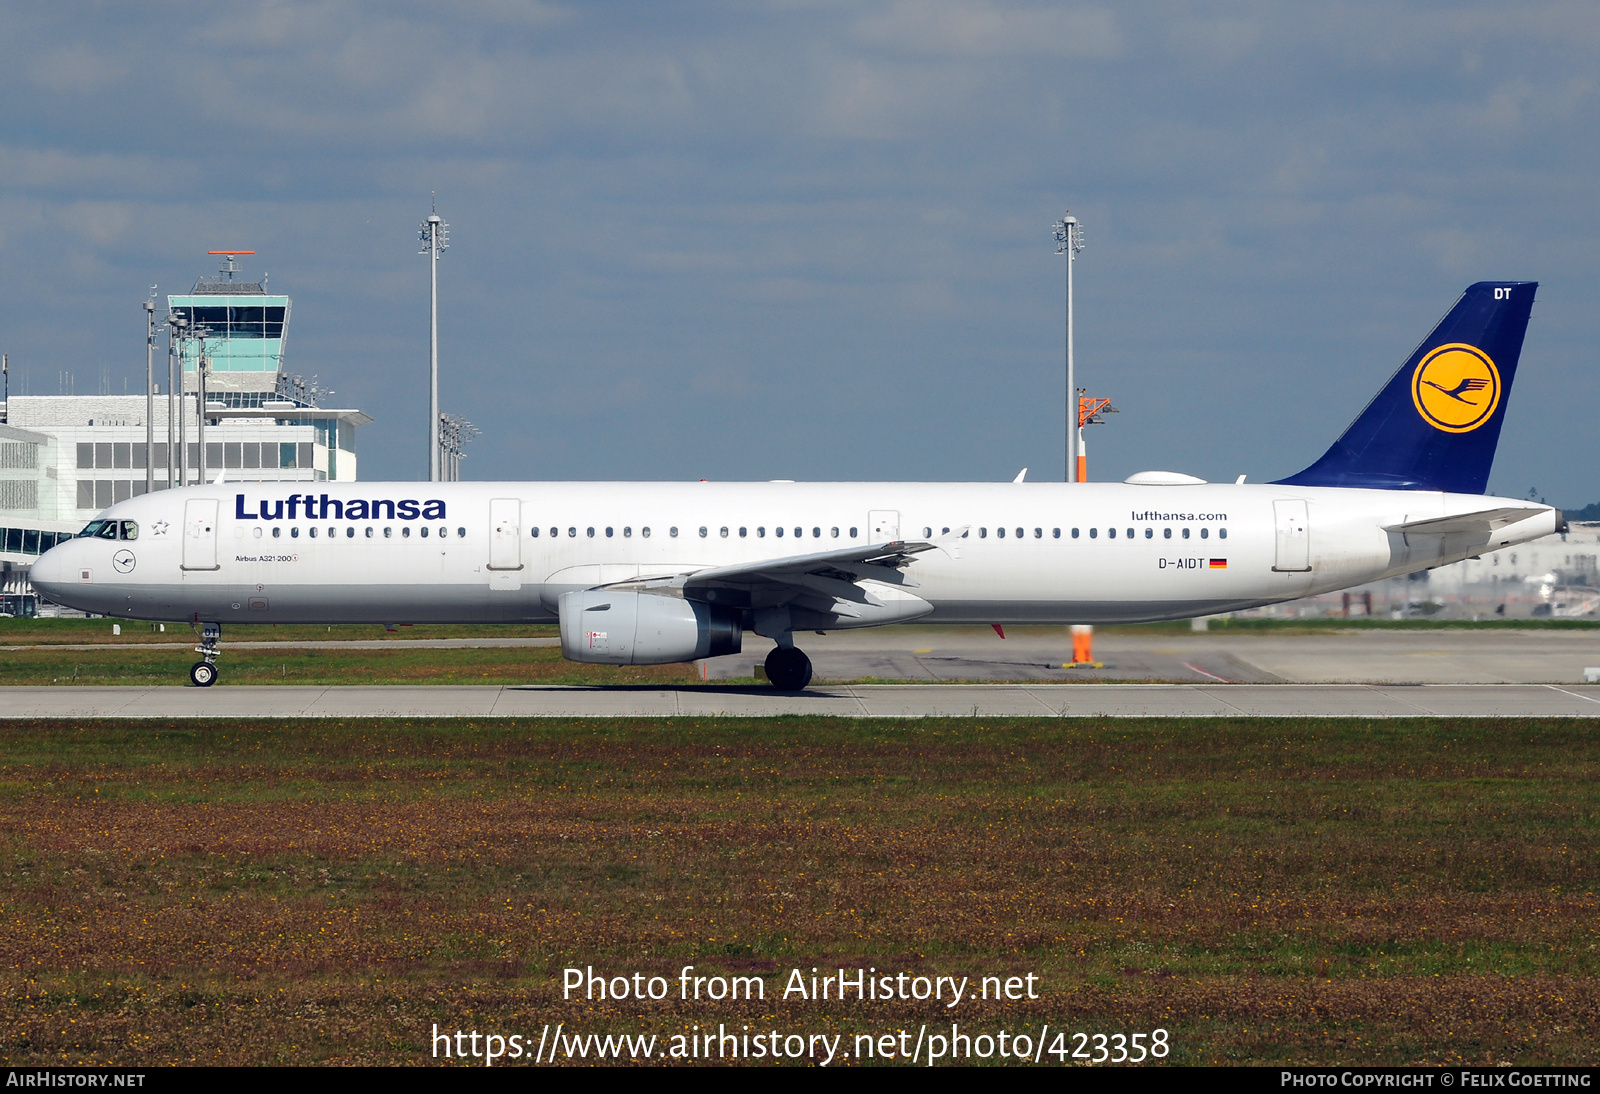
[764,645,812,692]
[190,621,221,687]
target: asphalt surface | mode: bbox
[708,627,1600,685]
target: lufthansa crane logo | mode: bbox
[1411,343,1501,433]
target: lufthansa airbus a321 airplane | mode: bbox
[31,281,1561,690]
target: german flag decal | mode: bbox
[1209,559,1228,569]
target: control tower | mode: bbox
[167,252,291,397]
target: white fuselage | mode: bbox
[30,479,1559,629]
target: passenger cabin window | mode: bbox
[1144,528,1153,539]
[625,527,633,537]
[720,527,729,537]
[997,527,1005,538]
[1164,528,1172,539]
[831,527,839,538]
[850,527,858,537]
[670,527,678,537]
[643,527,651,538]
[1182,528,1190,539]
[1088,528,1096,539]
[775,527,784,537]
[979,528,987,538]
[1220,528,1228,539]
[1108,528,1116,539]
[757,527,766,537]
[1052,528,1060,538]
[1016,527,1024,539]
[530,526,540,537]
[1200,528,1209,539]
[699,526,708,538]
[457,528,466,537]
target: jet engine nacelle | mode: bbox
[558,589,742,665]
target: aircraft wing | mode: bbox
[684,539,939,590]
[1383,507,1549,536]
[671,539,942,621]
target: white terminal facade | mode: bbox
[0,257,370,613]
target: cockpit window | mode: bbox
[120,521,138,541]
[94,522,119,540]
[79,520,107,538]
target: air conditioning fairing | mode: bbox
[558,589,742,665]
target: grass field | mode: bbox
[0,716,1594,1066]
[7,617,1600,647]
[0,643,704,687]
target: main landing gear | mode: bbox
[190,622,221,687]
[765,645,812,692]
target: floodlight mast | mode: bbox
[419,196,450,482]
[144,289,156,494]
[169,314,188,486]
[1053,213,1084,482]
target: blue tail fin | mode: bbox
[1274,281,1536,494]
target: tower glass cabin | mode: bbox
[167,258,291,402]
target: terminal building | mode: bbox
[0,256,370,614]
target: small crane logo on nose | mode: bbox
[113,551,136,574]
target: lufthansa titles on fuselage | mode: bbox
[235,493,447,522]
[1129,510,1229,522]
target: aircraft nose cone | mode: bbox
[30,543,70,600]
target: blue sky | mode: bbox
[2,2,1597,502]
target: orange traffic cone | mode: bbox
[1067,624,1101,668]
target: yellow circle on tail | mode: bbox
[1411,343,1500,433]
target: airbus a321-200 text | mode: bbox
[32,282,1562,690]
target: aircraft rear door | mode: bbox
[1272,499,1311,572]
[181,498,220,571]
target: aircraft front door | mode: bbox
[181,499,219,571]
[488,498,523,589]
[870,510,900,542]
[1272,499,1311,572]
[488,498,523,570]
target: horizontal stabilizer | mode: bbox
[1383,507,1548,536]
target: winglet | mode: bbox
[1013,468,1027,483]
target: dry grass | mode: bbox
[0,717,1594,1066]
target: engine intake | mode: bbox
[559,590,742,665]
